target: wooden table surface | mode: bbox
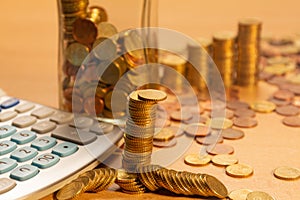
[0,1,299,199]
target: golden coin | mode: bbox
[206,117,233,129]
[206,143,234,155]
[73,176,91,192]
[137,89,167,102]
[92,37,117,61]
[212,154,238,166]
[66,42,89,66]
[184,123,210,137]
[205,174,228,198]
[72,18,97,45]
[246,191,275,200]
[56,181,84,200]
[154,127,175,141]
[273,166,300,180]
[221,128,245,140]
[184,154,211,166]
[87,6,108,24]
[229,189,253,200]
[226,164,254,178]
[250,101,276,113]
[97,22,118,39]
[117,169,137,183]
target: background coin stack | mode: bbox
[186,37,213,97]
[236,18,262,86]
[212,31,237,88]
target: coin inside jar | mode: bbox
[66,42,90,66]
[92,37,117,61]
[72,18,97,45]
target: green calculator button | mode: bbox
[10,147,38,162]
[0,158,17,174]
[32,153,60,169]
[52,142,78,157]
[31,136,57,151]
[0,125,17,139]
[11,130,37,145]
[0,141,17,155]
[10,164,39,181]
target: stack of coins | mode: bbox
[237,18,262,86]
[115,169,147,194]
[186,37,213,96]
[212,31,237,87]
[122,89,167,172]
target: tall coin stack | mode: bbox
[186,37,213,97]
[122,90,167,172]
[237,18,262,86]
[212,31,237,87]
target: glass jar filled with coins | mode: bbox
[57,0,159,117]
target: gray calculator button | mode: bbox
[69,117,93,129]
[31,121,57,134]
[90,122,114,135]
[0,111,17,122]
[52,126,97,145]
[12,116,37,128]
[50,112,73,124]
[15,103,35,113]
[31,107,55,119]
[0,178,16,194]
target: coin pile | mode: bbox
[237,18,262,86]
[122,89,167,172]
[212,31,237,87]
[115,169,147,194]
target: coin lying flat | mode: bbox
[206,117,233,129]
[221,128,245,140]
[212,154,239,166]
[227,100,250,110]
[206,144,234,155]
[234,108,256,118]
[275,105,300,116]
[184,123,211,137]
[282,116,300,127]
[184,154,211,166]
[273,89,295,101]
[273,166,300,180]
[246,191,275,200]
[138,89,167,102]
[154,127,175,141]
[153,138,177,148]
[250,101,276,113]
[233,117,258,128]
[229,189,253,200]
[226,164,254,178]
[170,111,193,121]
[195,133,223,145]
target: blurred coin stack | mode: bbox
[212,31,237,87]
[186,37,213,97]
[236,18,262,86]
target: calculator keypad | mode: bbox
[0,178,16,194]
[0,111,17,122]
[31,136,57,151]
[12,116,37,128]
[10,164,39,181]
[10,147,38,162]
[0,158,17,174]
[32,153,60,169]
[0,141,17,156]
[31,121,56,134]
[52,142,78,157]
[0,126,17,139]
[11,130,37,145]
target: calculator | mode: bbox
[0,90,123,200]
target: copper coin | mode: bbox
[227,100,249,110]
[267,76,287,86]
[170,111,193,121]
[153,138,177,148]
[276,105,300,116]
[73,18,97,45]
[196,133,223,145]
[184,123,211,137]
[289,85,300,95]
[234,108,256,118]
[206,144,234,155]
[282,116,300,127]
[259,71,273,81]
[292,96,300,107]
[233,117,258,128]
[221,128,245,140]
[210,109,234,119]
[155,118,171,128]
[181,105,204,114]
[273,90,295,101]
[268,97,291,107]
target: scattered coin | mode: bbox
[154,127,175,141]
[206,143,234,155]
[273,89,295,101]
[268,97,291,107]
[273,166,300,180]
[153,138,177,148]
[226,164,254,178]
[196,133,223,145]
[233,117,258,128]
[184,154,211,166]
[212,154,239,166]
[170,111,193,121]
[221,128,245,140]
[184,123,211,137]
[210,109,235,119]
[227,100,250,110]
[250,101,276,113]
[229,189,253,200]
[275,105,300,116]
[56,181,84,200]
[282,116,300,127]
[246,191,275,200]
[138,89,168,102]
[234,108,256,118]
[206,117,233,129]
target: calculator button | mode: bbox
[31,136,57,151]
[0,158,17,174]
[52,142,78,157]
[15,103,35,113]
[31,121,56,134]
[32,153,60,169]
[0,125,17,139]
[11,130,37,145]
[10,147,38,162]
[0,111,17,122]
[31,107,55,119]
[90,122,114,135]
[52,126,97,145]
[0,178,16,194]
[50,112,73,124]
[0,141,17,155]
[69,116,93,129]
[1,98,19,109]
[10,164,39,181]
[12,116,37,128]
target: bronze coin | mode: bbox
[221,128,245,140]
[206,143,234,155]
[210,109,234,119]
[267,76,287,86]
[73,18,97,45]
[155,118,171,128]
[170,111,193,121]
[275,105,300,116]
[273,90,295,101]
[184,123,211,137]
[259,71,273,80]
[292,96,300,107]
[234,108,256,118]
[233,117,258,128]
[289,85,300,95]
[282,116,300,127]
[268,97,291,107]
[153,138,177,148]
[227,100,249,110]
[196,133,223,145]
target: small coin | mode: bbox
[97,22,118,39]
[184,123,210,137]
[153,138,177,148]
[226,164,253,178]
[206,117,233,129]
[229,189,253,200]
[273,166,300,180]
[275,105,300,116]
[246,191,275,200]
[167,126,184,137]
[268,97,291,107]
[282,116,300,127]
[273,89,295,101]
[66,42,89,66]
[195,133,223,145]
[56,181,84,200]
[205,174,228,198]
[250,101,276,113]
[137,89,167,102]
[227,100,249,110]
[221,128,245,140]
[206,144,234,155]
[212,154,239,166]
[234,108,256,118]
[233,117,258,128]
[72,18,97,45]
[170,111,193,121]
[184,154,211,166]
[154,127,175,141]
[210,109,234,119]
